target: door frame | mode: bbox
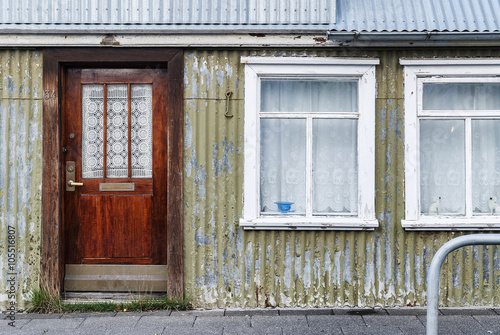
[42,48,184,297]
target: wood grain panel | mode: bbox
[81,195,152,261]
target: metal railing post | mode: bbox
[427,234,500,335]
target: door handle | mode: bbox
[67,180,84,187]
[66,161,83,191]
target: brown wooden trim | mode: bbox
[166,50,184,298]
[127,83,132,178]
[42,51,63,294]
[103,84,108,178]
[42,48,184,297]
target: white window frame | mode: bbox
[240,57,379,230]
[401,59,500,230]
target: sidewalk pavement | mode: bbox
[2,307,500,335]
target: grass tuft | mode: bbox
[28,287,65,314]
[28,289,191,314]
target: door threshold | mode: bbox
[64,264,168,292]
[63,291,166,303]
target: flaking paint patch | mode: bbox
[284,242,291,291]
[212,137,234,177]
[195,228,211,246]
[184,111,193,151]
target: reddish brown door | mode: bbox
[62,68,168,269]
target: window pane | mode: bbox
[313,119,358,215]
[260,119,306,215]
[82,84,104,178]
[106,84,129,178]
[261,79,358,113]
[423,83,500,110]
[420,120,465,215]
[472,120,500,215]
[131,84,153,178]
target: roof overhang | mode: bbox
[327,31,500,47]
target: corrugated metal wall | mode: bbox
[0,0,334,27]
[183,48,500,308]
[0,50,42,310]
[0,47,499,309]
[332,0,500,32]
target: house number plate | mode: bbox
[99,183,135,192]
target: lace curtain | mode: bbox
[420,83,500,215]
[82,84,152,179]
[259,79,358,215]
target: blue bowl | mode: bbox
[275,201,294,213]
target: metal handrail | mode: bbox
[427,234,500,335]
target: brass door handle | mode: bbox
[67,180,84,187]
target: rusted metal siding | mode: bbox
[183,48,500,308]
[0,50,42,310]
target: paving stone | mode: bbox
[439,308,497,315]
[362,315,422,327]
[301,323,343,335]
[341,324,404,335]
[13,313,63,319]
[136,315,196,328]
[252,315,308,328]
[385,308,427,316]
[225,309,279,316]
[333,308,388,315]
[279,308,332,316]
[137,310,172,317]
[363,315,426,335]
[473,315,500,333]
[0,318,31,331]
[115,311,146,317]
[20,317,85,331]
[194,316,251,328]
[62,312,117,318]
[171,309,224,317]
[224,325,282,335]
[306,314,366,328]
[418,315,485,334]
[163,327,222,335]
[79,315,141,332]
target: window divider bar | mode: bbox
[128,83,132,178]
[465,118,473,217]
[103,84,107,178]
[306,116,313,217]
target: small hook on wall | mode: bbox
[225,90,233,118]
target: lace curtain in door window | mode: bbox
[131,84,153,178]
[82,85,105,178]
[106,85,129,178]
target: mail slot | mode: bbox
[99,183,135,192]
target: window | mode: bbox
[240,57,379,230]
[402,59,500,230]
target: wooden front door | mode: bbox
[62,67,168,291]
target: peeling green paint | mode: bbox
[0,47,499,311]
[183,49,500,308]
[0,50,42,310]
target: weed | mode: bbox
[27,289,191,314]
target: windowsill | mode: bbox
[239,217,379,230]
[402,217,500,230]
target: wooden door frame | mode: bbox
[42,48,184,297]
